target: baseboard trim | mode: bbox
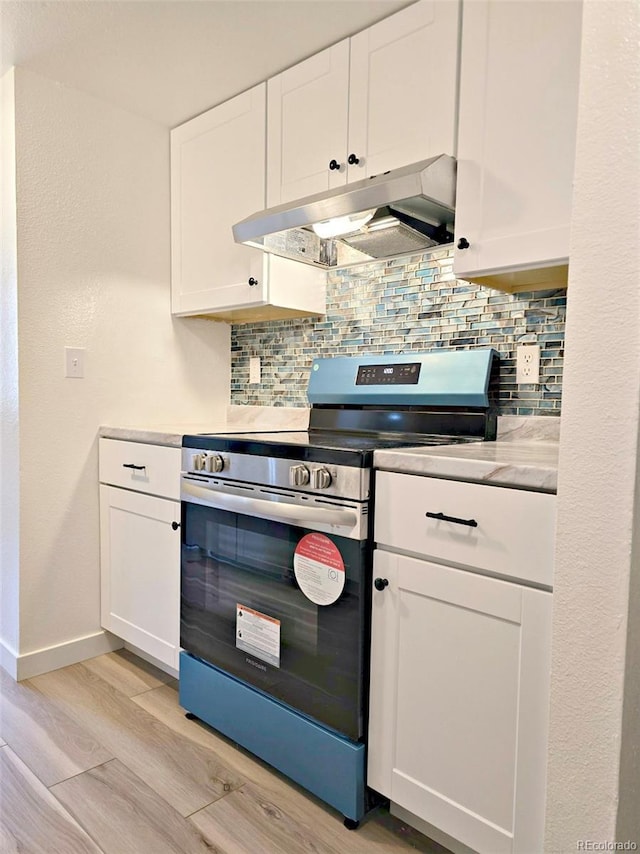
[0,638,19,680]
[6,630,124,681]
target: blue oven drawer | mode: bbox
[179,652,366,822]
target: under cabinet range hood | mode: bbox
[232,154,456,270]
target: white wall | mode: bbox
[0,68,20,674]
[4,67,230,676]
[545,0,640,847]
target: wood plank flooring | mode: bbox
[0,650,450,853]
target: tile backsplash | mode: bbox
[231,247,566,415]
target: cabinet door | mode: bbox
[100,485,180,670]
[368,550,552,854]
[348,0,460,183]
[454,0,582,280]
[171,84,266,315]
[267,41,350,206]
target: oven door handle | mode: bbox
[182,481,359,530]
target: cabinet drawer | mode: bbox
[99,439,180,500]
[374,471,556,587]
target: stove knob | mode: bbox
[205,454,225,474]
[289,464,310,487]
[312,467,332,490]
[192,453,205,471]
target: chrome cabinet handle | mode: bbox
[426,511,478,528]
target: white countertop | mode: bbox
[374,440,560,493]
[99,422,231,447]
[99,411,560,492]
[99,405,311,447]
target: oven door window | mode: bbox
[181,501,368,741]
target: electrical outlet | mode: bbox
[249,356,261,385]
[516,344,540,384]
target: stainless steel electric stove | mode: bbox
[179,348,498,828]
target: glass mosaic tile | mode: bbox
[230,246,566,415]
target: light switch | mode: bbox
[65,347,85,378]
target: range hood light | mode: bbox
[311,209,376,239]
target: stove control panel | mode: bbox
[355,362,421,385]
[192,452,226,474]
[289,464,310,487]
[289,465,334,490]
[205,454,225,474]
[182,449,368,502]
[312,467,332,490]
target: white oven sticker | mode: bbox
[293,533,345,606]
[236,604,281,668]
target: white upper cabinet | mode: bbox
[453,0,582,292]
[171,84,265,315]
[171,83,325,321]
[267,41,350,206]
[267,0,461,207]
[348,0,459,181]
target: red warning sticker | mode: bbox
[293,533,345,606]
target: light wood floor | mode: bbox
[0,649,450,853]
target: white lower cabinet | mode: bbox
[99,439,181,671]
[369,472,555,854]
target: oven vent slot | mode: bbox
[259,487,299,500]
[224,482,259,493]
[315,497,359,510]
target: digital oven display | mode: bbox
[355,362,421,385]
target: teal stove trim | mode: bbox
[179,652,366,822]
[307,348,497,407]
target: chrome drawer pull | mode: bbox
[426,511,478,528]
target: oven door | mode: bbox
[180,476,370,741]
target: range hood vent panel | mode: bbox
[340,219,437,258]
[232,154,456,269]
